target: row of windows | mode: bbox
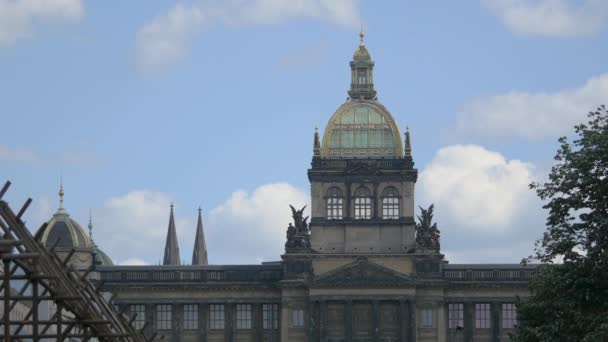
[326,186,401,220]
[128,303,279,331]
[447,303,517,330]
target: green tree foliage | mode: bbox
[513,106,608,341]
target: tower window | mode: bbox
[357,68,367,84]
[381,187,400,219]
[354,186,372,219]
[325,187,343,220]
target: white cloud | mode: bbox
[90,183,307,265]
[94,191,189,265]
[418,145,535,230]
[0,0,84,46]
[135,0,360,74]
[483,0,608,37]
[0,145,44,165]
[118,258,149,266]
[458,73,608,139]
[207,182,309,263]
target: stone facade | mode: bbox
[91,34,536,342]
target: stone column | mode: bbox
[281,303,289,342]
[254,303,263,342]
[345,300,353,342]
[372,300,380,342]
[437,303,447,342]
[320,301,328,342]
[372,182,379,219]
[400,300,408,342]
[308,301,318,342]
[409,300,416,342]
[491,302,500,342]
[173,303,180,342]
[345,182,352,219]
[201,303,208,342]
[463,302,473,342]
[225,303,234,342]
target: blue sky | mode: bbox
[1,0,607,265]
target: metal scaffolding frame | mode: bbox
[0,181,162,341]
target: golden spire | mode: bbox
[313,126,321,157]
[58,177,64,210]
[359,26,365,47]
[404,126,412,157]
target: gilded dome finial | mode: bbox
[58,176,64,210]
[88,208,93,239]
[359,26,365,47]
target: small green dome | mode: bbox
[321,100,403,159]
[353,44,371,60]
[94,247,114,266]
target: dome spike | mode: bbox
[58,176,65,210]
[404,126,412,157]
[313,127,321,157]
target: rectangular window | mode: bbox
[209,304,225,330]
[263,304,279,330]
[502,303,517,329]
[292,309,304,328]
[155,304,172,330]
[475,303,491,329]
[236,304,252,329]
[183,304,199,330]
[420,308,433,328]
[448,303,464,329]
[129,304,146,329]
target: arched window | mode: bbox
[354,186,372,219]
[382,187,400,219]
[325,187,343,220]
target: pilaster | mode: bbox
[491,302,500,342]
[372,300,379,342]
[345,300,353,342]
[464,302,473,342]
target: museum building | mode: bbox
[36,34,537,342]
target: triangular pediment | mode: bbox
[314,257,415,287]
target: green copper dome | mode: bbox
[94,247,114,266]
[321,100,403,159]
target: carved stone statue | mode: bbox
[285,205,311,250]
[416,204,441,250]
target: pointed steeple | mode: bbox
[313,127,321,158]
[348,30,376,100]
[163,203,181,265]
[404,126,412,158]
[192,207,208,265]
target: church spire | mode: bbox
[313,127,321,157]
[348,30,376,100]
[192,207,208,265]
[163,203,181,265]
